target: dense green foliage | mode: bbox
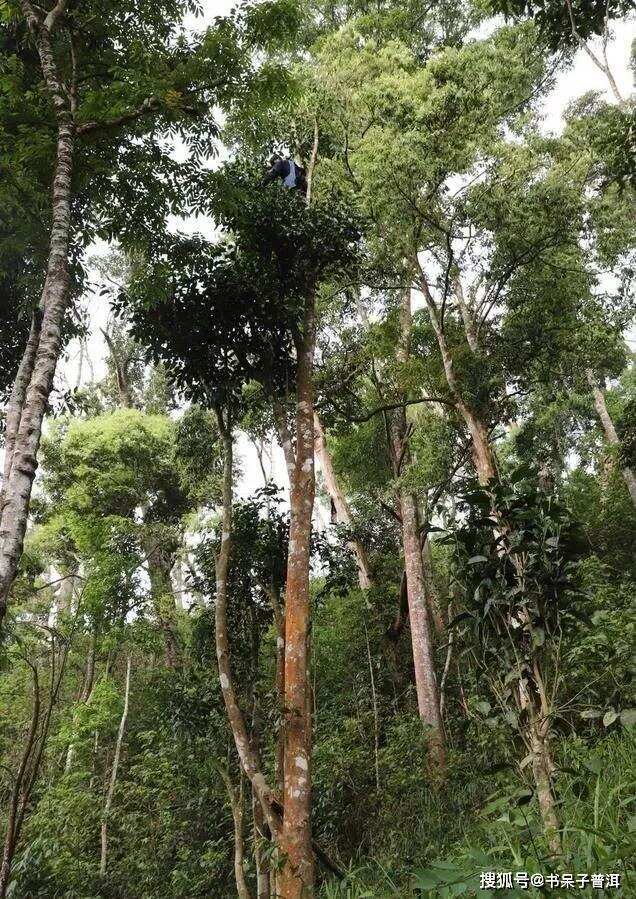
[1,0,634,896]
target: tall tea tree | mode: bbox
[0,0,297,626]
[121,170,359,897]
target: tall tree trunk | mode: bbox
[271,591,286,803]
[397,482,445,765]
[100,656,132,877]
[279,287,317,898]
[313,412,373,589]
[1,309,42,507]
[249,611,271,899]
[390,286,445,766]
[0,8,74,627]
[586,369,636,509]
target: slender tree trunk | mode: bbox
[265,585,287,802]
[144,536,180,668]
[586,369,636,509]
[363,618,381,792]
[214,420,281,840]
[517,672,561,857]
[438,602,454,719]
[65,630,96,773]
[249,612,271,899]
[422,538,445,637]
[1,637,69,896]
[453,275,478,354]
[397,485,445,765]
[253,788,270,899]
[279,287,317,898]
[383,571,408,693]
[221,769,252,899]
[0,10,74,627]
[417,273,497,485]
[529,718,561,857]
[102,329,133,408]
[0,666,40,899]
[390,286,445,766]
[313,412,373,589]
[100,656,132,877]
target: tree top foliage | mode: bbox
[486,0,636,49]
[117,168,361,407]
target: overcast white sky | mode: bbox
[54,10,635,500]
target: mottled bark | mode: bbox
[586,369,636,509]
[279,287,317,898]
[266,585,286,801]
[0,6,75,626]
[1,310,42,507]
[100,656,132,877]
[517,672,561,857]
[529,719,561,857]
[313,412,373,590]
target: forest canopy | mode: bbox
[0,0,634,896]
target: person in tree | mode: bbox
[263,155,308,195]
